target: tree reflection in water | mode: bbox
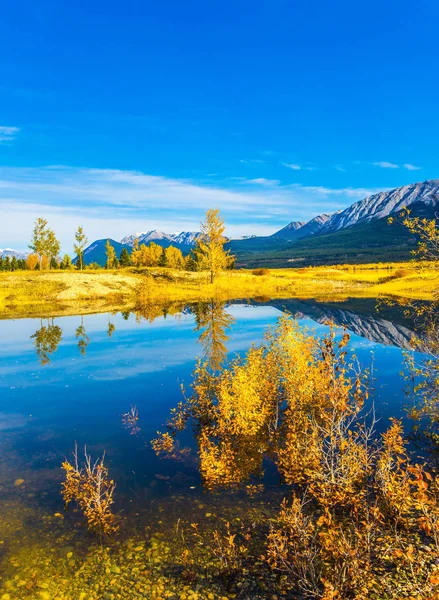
[75,316,89,356]
[193,300,236,371]
[31,318,63,365]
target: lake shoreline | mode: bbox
[1,263,438,319]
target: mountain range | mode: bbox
[120,230,202,247]
[3,178,437,267]
[0,248,28,260]
[228,179,439,267]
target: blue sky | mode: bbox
[1,0,438,252]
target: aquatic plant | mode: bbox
[121,404,140,435]
[211,521,249,571]
[61,444,118,536]
[155,316,439,598]
[388,211,439,446]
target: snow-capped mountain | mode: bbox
[121,230,202,247]
[119,232,148,246]
[170,231,202,246]
[0,248,28,260]
[271,179,439,242]
[321,179,439,233]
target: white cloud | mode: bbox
[335,165,346,172]
[282,163,316,171]
[372,161,399,169]
[372,161,422,171]
[239,159,265,164]
[0,126,20,143]
[287,184,379,199]
[245,178,281,186]
[0,165,376,252]
[283,163,301,170]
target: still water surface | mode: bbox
[0,298,424,599]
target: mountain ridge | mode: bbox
[120,230,202,247]
[6,177,435,268]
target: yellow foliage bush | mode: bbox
[61,445,118,536]
[154,316,439,598]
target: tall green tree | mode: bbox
[60,254,73,270]
[29,218,60,267]
[158,246,167,267]
[195,208,233,283]
[119,247,131,267]
[105,240,118,269]
[73,225,88,270]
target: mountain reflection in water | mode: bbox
[27,297,427,367]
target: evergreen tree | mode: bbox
[195,208,234,283]
[105,240,118,269]
[184,252,197,271]
[73,225,88,270]
[4,256,11,271]
[158,247,167,267]
[18,259,27,270]
[50,256,58,270]
[119,247,131,267]
[10,256,18,271]
[60,254,73,270]
[0,257,3,271]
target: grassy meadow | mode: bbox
[0,261,438,319]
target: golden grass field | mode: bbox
[0,262,438,319]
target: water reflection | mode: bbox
[75,316,90,356]
[3,296,438,599]
[107,314,116,337]
[121,404,140,435]
[30,318,62,365]
[252,297,424,351]
[31,299,439,370]
[28,298,431,367]
[193,300,236,370]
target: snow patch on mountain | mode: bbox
[0,248,28,259]
[121,230,202,247]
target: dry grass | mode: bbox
[1,262,438,319]
[0,270,140,318]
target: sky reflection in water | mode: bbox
[0,299,420,502]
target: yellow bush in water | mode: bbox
[61,444,118,536]
[154,316,439,599]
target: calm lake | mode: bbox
[0,298,426,599]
